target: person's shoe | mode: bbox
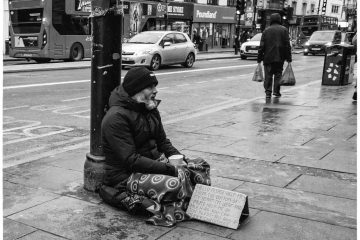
[266,94,271,99]
[273,93,282,97]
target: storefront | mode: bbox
[192,4,236,51]
[121,1,193,40]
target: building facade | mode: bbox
[120,1,237,51]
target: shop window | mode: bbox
[227,0,236,6]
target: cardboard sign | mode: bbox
[186,184,249,229]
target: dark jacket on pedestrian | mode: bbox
[257,13,292,64]
[101,85,180,187]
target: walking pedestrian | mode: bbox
[257,13,292,98]
[100,67,211,227]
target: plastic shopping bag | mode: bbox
[279,63,296,86]
[252,63,264,82]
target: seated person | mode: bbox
[100,67,210,227]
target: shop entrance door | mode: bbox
[213,24,230,48]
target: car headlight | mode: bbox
[304,42,310,46]
[325,42,332,46]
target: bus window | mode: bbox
[10,9,43,34]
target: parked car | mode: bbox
[303,30,342,55]
[240,33,262,60]
[122,31,197,71]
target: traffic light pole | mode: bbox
[235,13,241,55]
[235,0,245,55]
[84,0,123,192]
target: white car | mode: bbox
[240,33,262,60]
[122,31,197,71]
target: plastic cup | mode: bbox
[168,154,184,166]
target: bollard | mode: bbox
[84,0,122,192]
[84,153,106,192]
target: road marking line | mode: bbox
[4,79,90,90]
[62,96,90,102]
[3,105,29,110]
[158,87,169,90]
[4,64,257,90]
[177,84,190,87]
[4,136,89,160]
[4,127,73,145]
[3,120,41,132]
[3,141,89,169]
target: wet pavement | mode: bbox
[3,52,357,240]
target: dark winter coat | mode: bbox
[101,85,180,187]
[257,13,292,64]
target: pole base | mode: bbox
[84,153,105,192]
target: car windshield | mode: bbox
[128,32,164,44]
[310,32,334,41]
[250,33,262,41]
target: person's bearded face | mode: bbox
[132,85,158,110]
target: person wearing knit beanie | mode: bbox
[122,67,158,97]
[122,67,159,110]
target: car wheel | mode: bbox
[34,58,51,63]
[149,54,161,71]
[240,55,247,59]
[303,52,308,56]
[69,42,84,61]
[182,53,195,68]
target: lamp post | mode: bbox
[83,0,122,192]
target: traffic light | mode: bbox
[236,0,245,15]
[282,7,293,20]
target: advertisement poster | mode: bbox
[130,2,142,35]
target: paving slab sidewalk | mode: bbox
[4,69,357,239]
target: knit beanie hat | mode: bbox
[122,67,158,96]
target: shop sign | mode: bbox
[245,7,253,26]
[116,1,129,14]
[75,0,91,12]
[193,4,236,23]
[167,3,193,19]
[156,3,167,17]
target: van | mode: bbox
[303,30,341,55]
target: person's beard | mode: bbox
[133,92,157,110]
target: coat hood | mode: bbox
[270,13,282,25]
[108,85,160,112]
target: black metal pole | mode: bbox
[235,13,241,55]
[84,0,122,192]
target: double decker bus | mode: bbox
[300,15,338,38]
[8,0,92,63]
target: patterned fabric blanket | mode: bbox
[99,158,211,227]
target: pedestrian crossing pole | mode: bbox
[84,0,123,192]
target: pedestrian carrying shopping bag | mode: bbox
[279,63,296,86]
[252,63,264,82]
